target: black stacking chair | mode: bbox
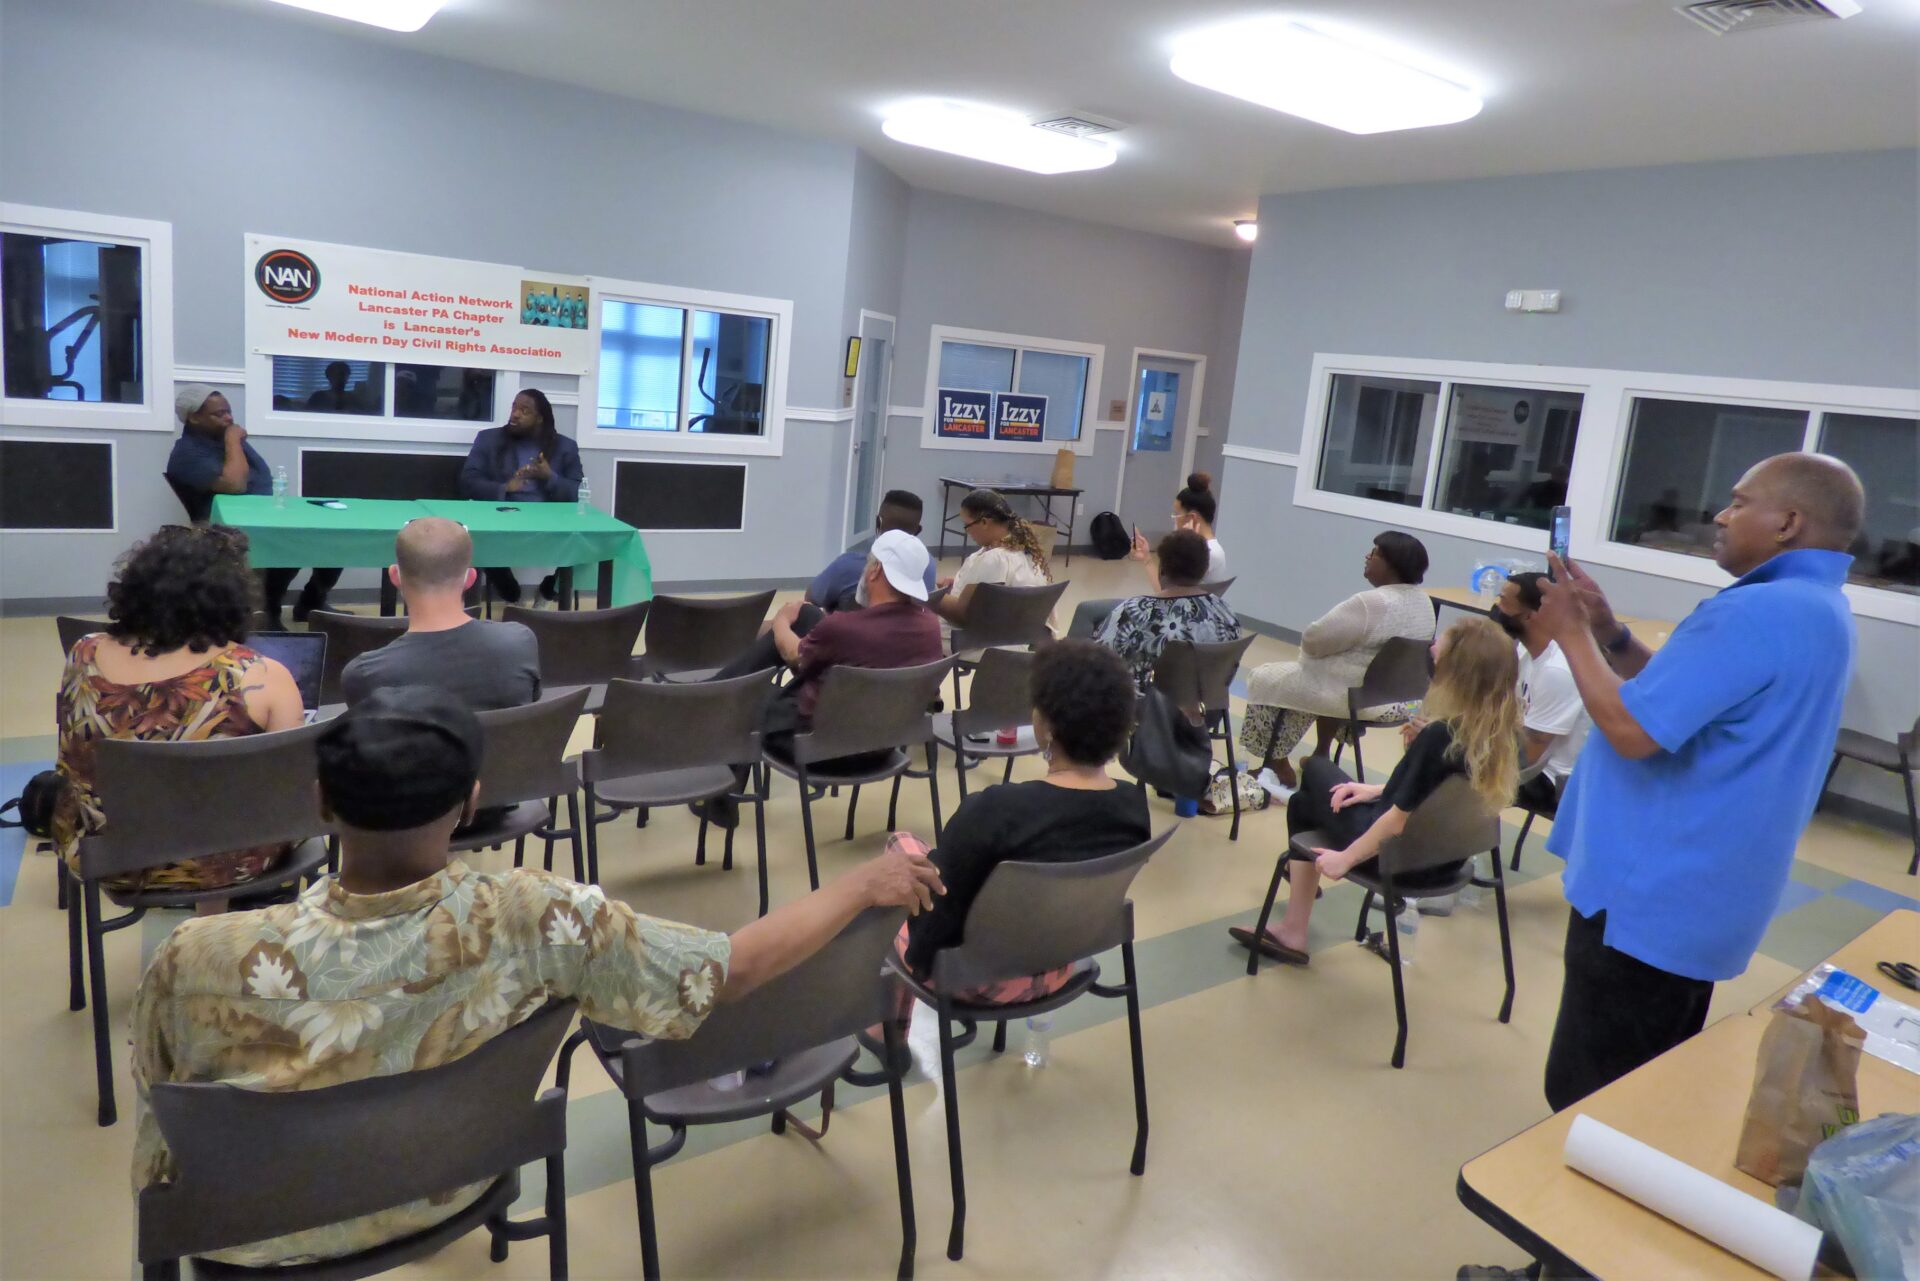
[763,660,953,890]
[945,580,1068,708]
[1507,757,1561,871]
[1332,636,1433,784]
[1150,635,1259,839]
[629,591,776,682]
[569,909,917,1281]
[888,829,1175,1262]
[1246,775,1509,1068]
[502,601,650,715]
[1818,714,1919,876]
[138,1000,576,1281]
[451,690,591,878]
[930,646,1039,800]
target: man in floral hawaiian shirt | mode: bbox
[131,686,942,1267]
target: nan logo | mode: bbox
[254,248,320,304]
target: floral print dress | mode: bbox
[53,635,288,891]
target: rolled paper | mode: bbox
[1562,1115,1822,1281]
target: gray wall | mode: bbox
[1219,149,1920,811]
[884,188,1247,545]
[0,0,865,596]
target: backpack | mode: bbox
[0,769,64,839]
[1089,511,1130,560]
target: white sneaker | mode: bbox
[1256,768,1296,803]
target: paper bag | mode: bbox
[1735,995,1865,1186]
[1050,448,1075,490]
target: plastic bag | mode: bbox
[1792,1111,1920,1280]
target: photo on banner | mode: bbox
[245,234,592,376]
[936,387,991,440]
[993,391,1048,442]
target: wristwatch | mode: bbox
[1602,623,1634,654]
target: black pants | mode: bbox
[1286,756,1463,889]
[1544,907,1713,1111]
[262,566,342,617]
[706,604,890,779]
[483,566,558,603]
[711,603,823,681]
[1518,772,1559,815]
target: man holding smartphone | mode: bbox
[1531,453,1864,1109]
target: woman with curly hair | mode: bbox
[934,487,1057,630]
[53,525,305,902]
[886,640,1150,1012]
[1230,616,1520,966]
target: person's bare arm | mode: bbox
[720,846,943,1001]
[1523,728,1557,770]
[770,601,806,666]
[1537,555,1660,760]
[210,425,254,495]
[934,583,974,624]
[1129,527,1162,592]
[239,655,306,730]
[1311,804,1411,879]
[1555,555,1653,678]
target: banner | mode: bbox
[993,391,1048,442]
[936,387,991,439]
[1452,392,1531,446]
[245,235,591,375]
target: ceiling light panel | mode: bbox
[881,101,1118,175]
[263,0,449,32]
[1171,19,1483,135]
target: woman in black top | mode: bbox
[894,639,1151,996]
[1230,616,1521,966]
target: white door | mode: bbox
[1117,355,1201,541]
[846,314,894,545]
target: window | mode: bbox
[1435,383,1585,530]
[595,296,781,440]
[1,205,171,432]
[924,327,1101,452]
[268,357,496,422]
[1610,398,1810,559]
[1316,374,1440,506]
[1818,412,1919,594]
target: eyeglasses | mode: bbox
[962,516,987,531]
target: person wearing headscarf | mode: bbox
[163,383,340,627]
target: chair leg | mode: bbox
[1902,762,1919,877]
[1491,847,1516,1024]
[753,780,771,918]
[67,867,86,1011]
[695,812,709,866]
[722,810,736,872]
[798,766,821,891]
[545,1147,569,1281]
[542,793,559,870]
[991,1020,1007,1053]
[55,855,67,910]
[845,784,861,842]
[1121,939,1149,1175]
[1510,809,1538,872]
[1223,713,1243,842]
[1354,889,1375,943]
[584,785,603,886]
[1247,852,1288,976]
[887,773,904,830]
[564,791,579,883]
[883,1019,918,1281]
[936,1000,968,1261]
[1002,756,1013,784]
[1383,896,1409,1070]
[954,745,970,801]
[84,881,116,1125]
[927,742,944,844]
[628,1102,663,1281]
[1351,724,1366,786]
[142,1262,183,1281]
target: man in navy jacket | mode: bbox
[459,388,583,603]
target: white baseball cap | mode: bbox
[869,529,931,601]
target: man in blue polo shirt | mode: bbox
[164,384,340,628]
[1534,452,1863,1110]
[806,489,934,611]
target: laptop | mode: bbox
[247,631,328,723]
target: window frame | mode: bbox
[581,275,792,458]
[1294,353,1920,625]
[920,324,1103,457]
[243,352,525,444]
[0,204,174,433]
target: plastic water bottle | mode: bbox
[271,465,289,508]
[1023,1015,1052,1068]
[1393,900,1420,965]
[576,478,592,515]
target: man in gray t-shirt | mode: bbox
[340,518,542,710]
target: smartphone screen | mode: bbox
[1549,505,1573,578]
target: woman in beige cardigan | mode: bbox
[1239,531,1436,791]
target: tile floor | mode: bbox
[0,556,1913,1280]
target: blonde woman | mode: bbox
[1229,616,1521,966]
[934,487,1056,628]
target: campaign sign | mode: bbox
[937,387,991,439]
[993,392,1048,442]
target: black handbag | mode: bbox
[1122,686,1214,799]
[0,769,64,838]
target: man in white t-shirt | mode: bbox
[1491,571,1592,811]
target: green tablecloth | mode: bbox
[209,495,652,605]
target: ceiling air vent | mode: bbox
[1677,0,1862,35]
[1030,114,1121,138]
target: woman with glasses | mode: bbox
[53,526,305,905]
[934,487,1057,630]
